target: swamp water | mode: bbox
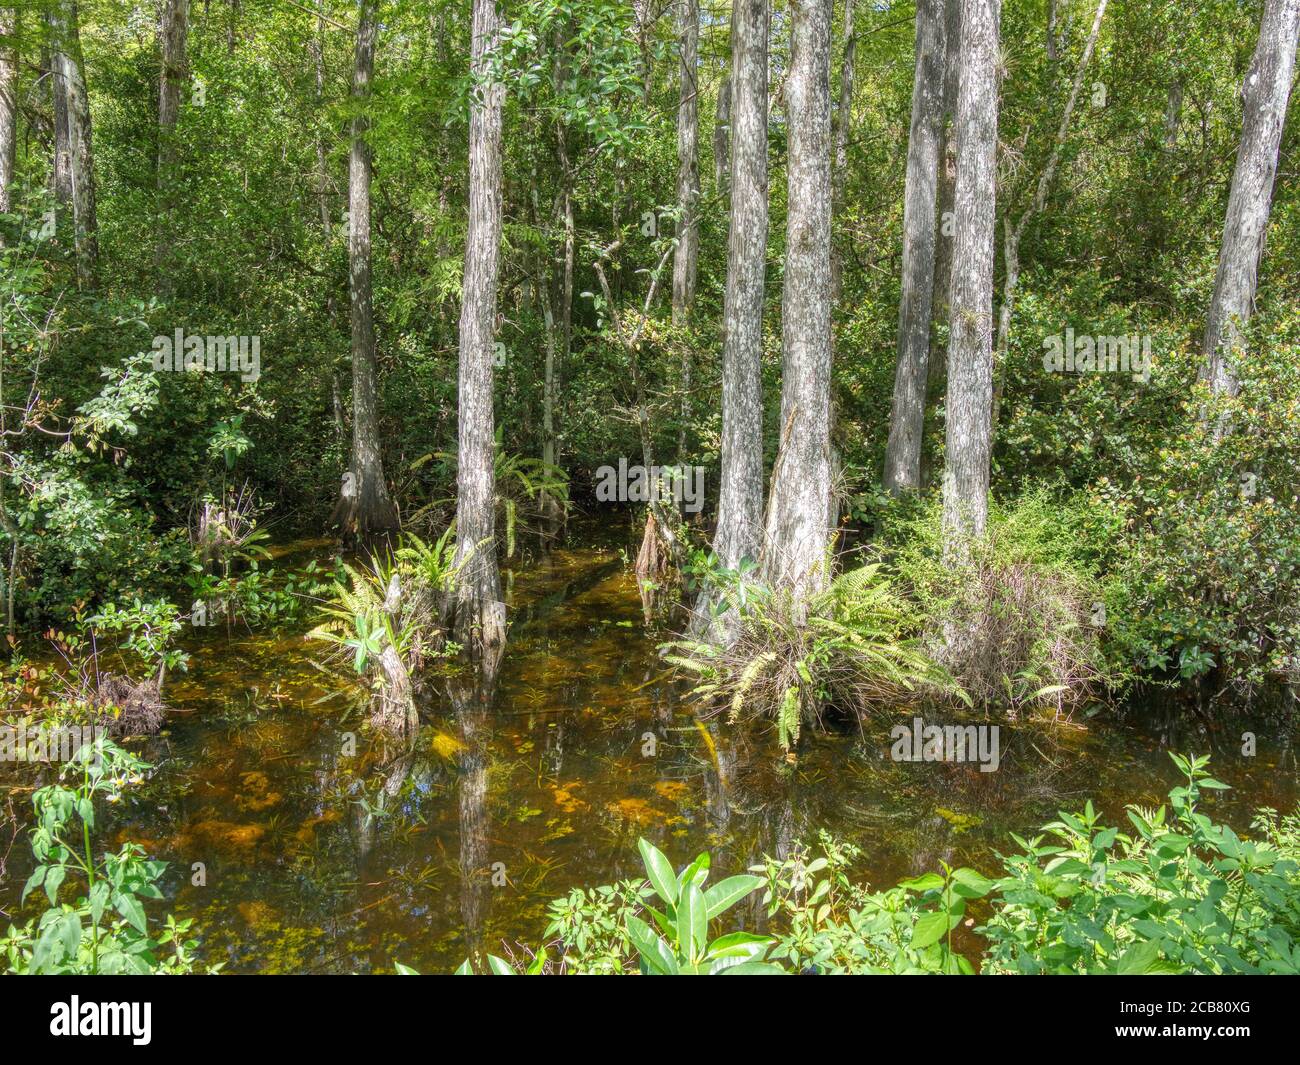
[3,533,1298,973]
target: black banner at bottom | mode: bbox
[0,974,1285,1051]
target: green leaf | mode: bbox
[486,955,516,975]
[44,865,66,906]
[950,868,993,898]
[637,838,678,906]
[20,865,46,905]
[626,914,677,975]
[677,883,707,961]
[115,892,147,934]
[394,962,419,975]
[703,875,763,920]
[911,911,949,949]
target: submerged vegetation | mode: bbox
[427,754,1300,975]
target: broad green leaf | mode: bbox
[911,911,949,949]
[638,838,678,906]
[703,875,763,920]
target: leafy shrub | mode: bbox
[885,489,1112,716]
[1096,331,1300,694]
[980,754,1300,974]
[1,740,209,974]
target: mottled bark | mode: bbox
[1201,0,1300,400]
[672,0,700,325]
[830,0,856,300]
[0,8,16,222]
[881,0,947,494]
[712,0,768,573]
[762,0,833,598]
[930,0,962,324]
[334,0,398,541]
[452,0,507,655]
[48,0,96,282]
[674,0,700,459]
[157,0,188,145]
[156,0,189,285]
[940,0,999,550]
[714,68,732,196]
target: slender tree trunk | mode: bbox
[762,0,833,599]
[0,7,16,226]
[712,0,769,575]
[940,0,999,550]
[334,0,398,541]
[156,0,189,286]
[830,0,856,300]
[992,0,1107,426]
[881,0,947,494]
[452,0,507,654]
[924,0,962,487]
[673,0,700,459]
[48,0,96,282]
[47,43,71,208]
[714,68,732,197]
[1201,0,1300,400]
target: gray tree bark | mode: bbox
[0,7,16,223]
[930,0,962,325]
[762,0,833,598]
[673,0,700,459]
[334,0,398,541]
[830,0,856,300]
[940,0,999,550]
[714,68,732,197]
[452,0,507,655]
[1202,0,1300,399]
[48,0,97,282]
[711,0,769,573]
[881,0,947,494]
[156,0,189,285]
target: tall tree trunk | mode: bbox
[714,68,732,197]
[156,0,189,286]
[762,0,833,598]
[923,0,963,490]
[829,0,855,300]
[0,7,16,225]
[334,0,398,540]
[711,0,769,575]
[452,0,507,655]
[940,0,999,550]
[1201,0,1300,400]
[673,0,700,459]
[48,0,96,282]
[992,0,1107,427]
[881,0,947,494]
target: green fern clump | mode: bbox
[666,560,959,750]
